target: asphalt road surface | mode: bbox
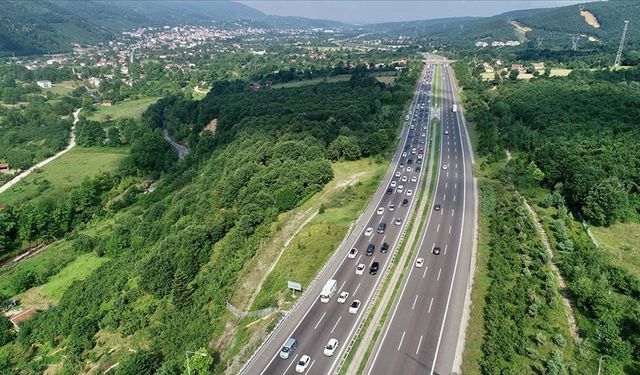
[366,62,476,375]
[240,63,436,375]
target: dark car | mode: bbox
[407,159,413,165]
[386,188,394,195]
[417,159,423,164]
[401,198,409,207]
[366,244,375,256]
[381,242,389,253]
[377,223,386,234]
[434,204,441,211]
[369,261,380,275]
[404,144,411,150]
[416,167,421,173]
[433,247,441,255]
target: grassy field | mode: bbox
[88,97,159,122]
[591,222,640,277]
[373,71,399,85]
[247,158,387,311]
[42,80,79,96]
[271,75,351,89]
[0,241,76,297]
[18,253,107,309]
[0,146,128,205]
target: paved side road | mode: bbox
[0,108,82,196]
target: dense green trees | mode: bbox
[0,62,420,372]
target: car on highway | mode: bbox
[337,291,349,304]
[416,167,421,173]
[394,217,402,225]
[369,261,380,275]
[407,159,413,165]
[434,204,441,211]
[397,185,404,193]
[364,227,373,237]
[404,144,410,150]
[366,244,375,256]
[296,355,311,373]
[442,164,448,170]
[412,148,417,154]
[406,167,412,172]
[433,247,441,255]
[349,300,361,314]
[422,132,426,137]
[401,176,408,182]
[377,223,387,234]
[390,180,397,187]
[401,198,409,207]
[418,154,423,159]
[444,130,449,135]
[324,338,339,357]
[381,242,389,253]
[280,337,298,359]
[388,203,395,211]
[386,188,394,195]
[377,207,384,215]
[356,264,366,275]
[395,171,401,178]
[348,248,358,258]
[402,152,408,157]
[407,190,413,196]
[411,176,417,182]
[415,257,424,268]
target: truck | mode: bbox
[452,104,458,113]
[320,279,338,303]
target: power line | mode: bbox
[614,20,629,67]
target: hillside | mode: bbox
[365,1,639,50]
[0,0,265,57]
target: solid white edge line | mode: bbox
[429,62,469,375]
[366,62,445,375]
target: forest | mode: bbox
[0,64,419,373]
[454,59,640,373]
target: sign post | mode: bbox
[288,280,302,299]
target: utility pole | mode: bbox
[571,35,579,51]
[614,20,629,67]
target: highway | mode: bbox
[366,62,477,375]
[240,62,436,375]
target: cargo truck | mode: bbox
[320,279,338,303]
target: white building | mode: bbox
[89,77,102,87]
[475,41,489,48]
[36,80,52,88]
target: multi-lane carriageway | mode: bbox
[366,63,476,375]
[240,63,435,375]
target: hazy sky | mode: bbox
[239,1,582,25]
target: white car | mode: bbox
[401,176,408,182]
[406,167,412,172]
[402,152,408,157]
[418,154,423,159]
[397,185,404,193]
[377,207,384,215]
[356,264,366,275]
[444,130,449,135]
[395,171,401,177]
[364,227,373,237]
[296,355,311,373]
[388,203,395,212]
[406,190,413,197]
[415,257,424,268]
[390,180,397,187]
[349,300,361,314]
[348,248,358,259]
[324,338,339,357]
[411,176,418,182]
[442,164,448,170]
[337,291,349,304]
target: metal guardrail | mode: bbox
[237,221,355,375]
[335,68,435,374]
